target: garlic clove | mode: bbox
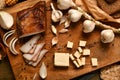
[0,11,14,30]
[57,0,76,10]
[39,62,47,79]
[51,25,57,35]
[68,9,83,22]
[52,36,58,46]
[59,28,69,33]
[59,16,67,24]
[83,20,95,33]
[101,29,115,43]
[64,19,71,28]
[51,3,63,22]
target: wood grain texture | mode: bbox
[1,0,120,80]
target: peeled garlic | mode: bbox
[83,20,95,33]
[68,9,83,22]
[51,3,63,22]
[59,16,67,24]
[51,25,57,35]
[57,0,76,10]
[64,19,71,28]
[39,62,47,79]
[0,11,14,30]
[59,28,68,33]
[101,29,115,43]
[52,36,58,46]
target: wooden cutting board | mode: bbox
[1,0,120,80]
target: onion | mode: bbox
[0,11,14,30]
[9,37,19,55]
[3,30,15,47]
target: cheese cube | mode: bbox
[79,40,86,47]
[74,51,81,58]
[69,54,75,60]
[73,60,80,68]
[78,47,82,53]
[91,58,98,66]
[54,53,69,67]
[83,49,90,56]
[81,57,86,65]
[67,41,73,49]
[76,59,82,66]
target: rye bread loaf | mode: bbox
[100,64,120,80]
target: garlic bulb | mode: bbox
[51,3,63,22]
[101,29,115,43]
[57,0,76,10]
[83,20,95,33]
[0,11,14,30]
[68,9,83,22]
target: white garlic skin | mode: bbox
[51,3,63,22]
[52,10,63,22]
[68,9,83,22]
[83,20,95,33]
[57,0,76,10]
[0,11,14,30]
[101,29,115,43]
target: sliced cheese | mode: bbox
[79,40,86,47]
[67,41,73,49]
[81,57,86,65]
[74,51,81,58]
[83,49,90,56]
[91,58,98,66]
[78,47,82,53]
[76,58,82,67]
[69,54,75,60]
[73,60,79,68]
[54,53,69,67]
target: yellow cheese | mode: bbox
[54,53,69,67]
[78,47,82,53]
[67,41,73,49]
[73,60,79,68]
[91,58,98,66]
[81,57,86,65]
[76,58,82,67]
[69,54,75,60]
[83,49,90,56]
[74,51,81,58]
[79,40,86,47]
